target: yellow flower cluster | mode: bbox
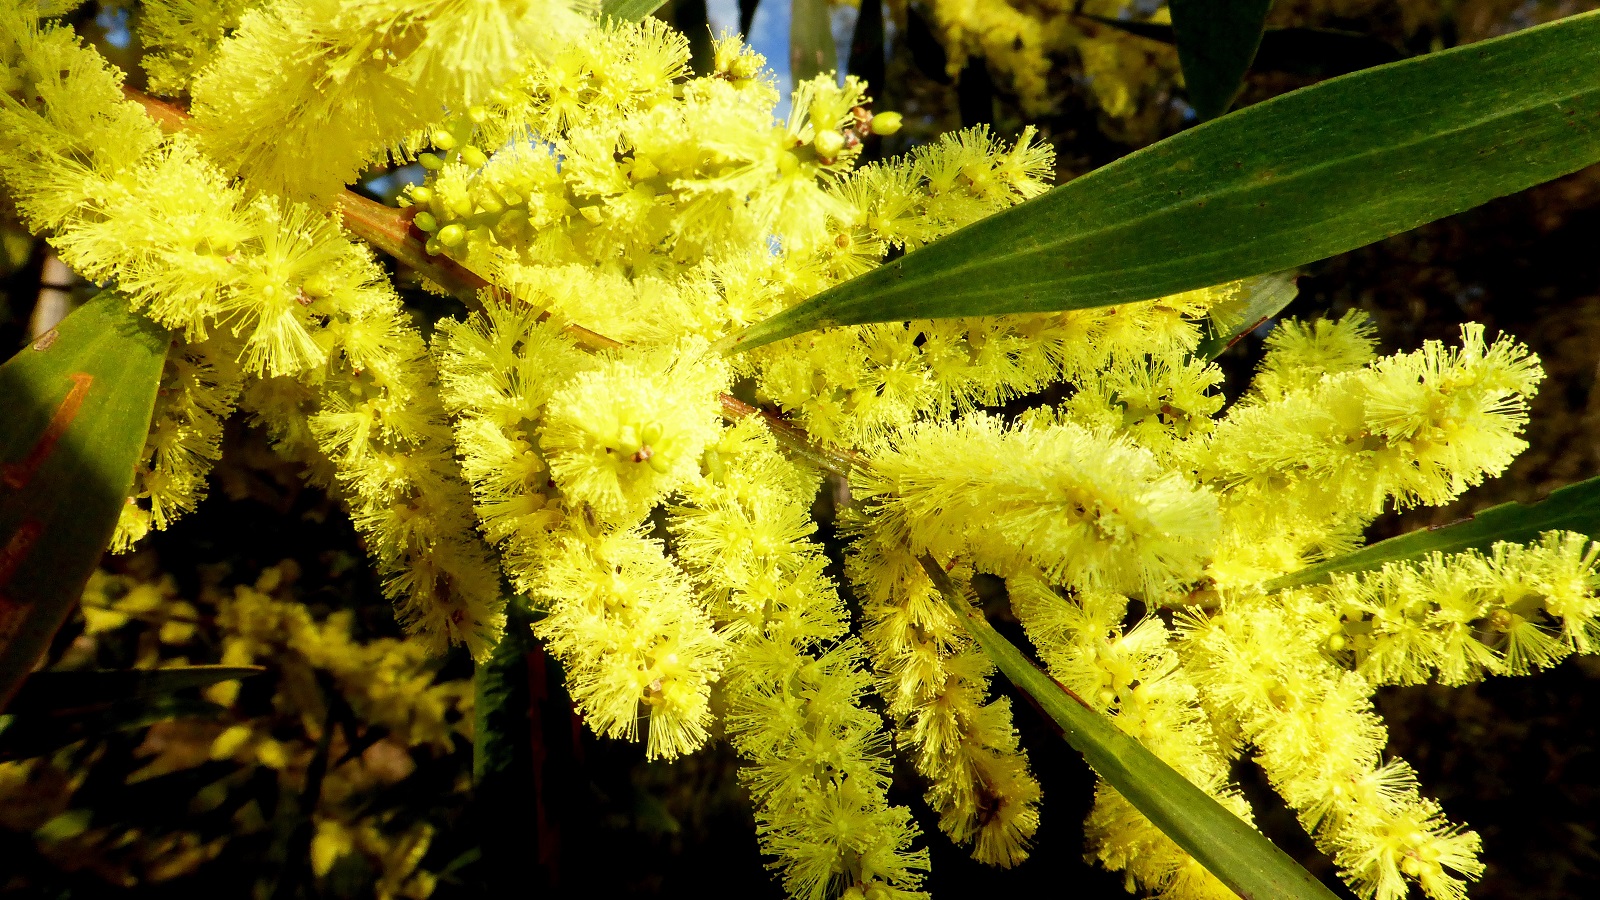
[418,19,1056,883]
[1180,592,1486,900]
[0,1,506,657]
[1,5,1590,900]
[1312,530,1600,686]
[844,528,1042,868]
[1009,579,1248,899]
[190,0,591,199]
[137,0,251,97]
[676,420,930,899]
[843,302,1555,899]
[113,334,244,551]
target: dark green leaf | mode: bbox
[1195,271,1299,360]
[847,0,886,118]
[904,4,954,85]
[1169,0,1273,119]
[1252,27,1404,78]
[6,665,265,716]
[600,0,669,21]
[0,695,225,761]
[665,0,714,75]
[1078,13,1405,78]
[1268,475,1600,590]
[918,556,1340,900]
[0,292,169,708]
[473,601,534,785]
[471,600,543,888]
[739,0,759,38]
[727,11,1600,352]
[790,0,836,87]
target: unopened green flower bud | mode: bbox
[869,111,903,135]
[413,211,438,232]
[436,223,465,247]
[408,185,434,205]
[461,145,489,168]
[418,152,444,170]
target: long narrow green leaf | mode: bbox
[472,601,543,888]
[0,293,168,709]
[917,556,1339,900]
[6,665,265,715]
[0,696,224,761]
[1195,271,1299,360]
[1268,475,1600,590]
[600,0,669,21]
[1169,0,1273,119]
[473,601,536,785]
[1080,14,1404,78]
[790,0,836,86]
[728,11,1600,352]
[1252,27,1405,77]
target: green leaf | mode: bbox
[1268,475,1600,590]
[1195,271,1299,360]
[727,11,1600,352]
[1169,0,1273,119]
[1078,14,1405,79]
[790,0,837,87]
[600,0,669,21]
[917,556,1340,900]
[473,600,535,785]
[471,600,543,888]
[0,695,225,761]
[1251,27,1404,78]
[0,292,169,709]
[846,0,885,112]
[5,665,265,716]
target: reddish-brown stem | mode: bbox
[122,86,622,353]
[119,88,852,472]
[719,394,863,479]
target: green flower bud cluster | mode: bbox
[404,114,549,256]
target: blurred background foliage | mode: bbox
[1,0,1599,897]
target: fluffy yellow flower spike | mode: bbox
[843,527,1042,867]
[1308,531,1600,685]
[191,0,592,198]
[1203,320,1544,590]
[1179,593,1485,900]
[3,5,1587,898]
[433,291,588,585]
[113,333,245,552]
[672,420,931,897]
[1009,576,1249,899]
[542,338,729,523]
[855,412,1219,597]
[0,2,507,660]
[533,524,728,760]
[138,0,252,96]
[1205,323,1543,517]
